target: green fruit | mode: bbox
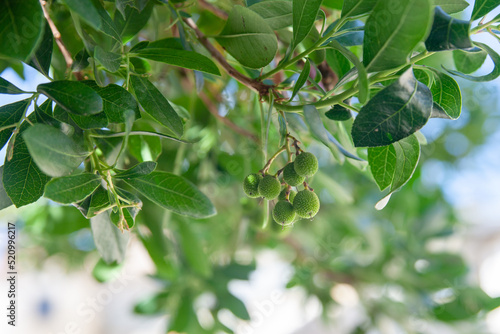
[258,175,281,200]
[294,152,318,177]
[278,188,297,203]
[283,162,305,186]
[272,200,296,226]
[293,189,320,218]
[243,173,262,198]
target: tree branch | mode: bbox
[183,18,272,96]
[199,93,260,143]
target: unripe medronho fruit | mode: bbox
[258,175,281,200]
[293,189,320,218]
[294,152,318,177]
[283,162,305,186]
[273,200,296,226]
[278,188,297,203]
[243,173,262,198]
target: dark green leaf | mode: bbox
[72,49,91,71]
[114,1,154,43]
[3,115,51,208]
[429,70,461,119]
[425,7,472,51]
[215,5,278,69]
[290,59,310,101]
[93,0,122,46]
[0,77,26,95]
[0,99,31,150]
[44,173,101,204]
[328,20,364,47]
[169,293,193,332]
[70,112,108,130]
[63,0,102,30]
[113,161,157,179]
[291,0,323,51]
[452,48,487,74]
[220,293,250,320]
[0,0,44,61]
[123,171,216,218]
[368,134,420,192]
[445,42,500,81]
[37,81,103,116]
[135,48,221,76]
[278,112,287,146]
[363,0,433,72]
[471,0,499,20]
[341,0,378,18]
[94,46,122,72]
[90,211,130,264]
[87,186,111,218]
[326,48,351,79]
[28,23,53,78]
[22,124,90,177]
[326,105,352,121]
[0,167,13,210]
[249,0,293,30]
[434,0,469,14]
[352,69,433,147]
[130,75,183,137]
[177,221,212,277]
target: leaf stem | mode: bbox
[472,17,500,34]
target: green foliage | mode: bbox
[425,7,472,51]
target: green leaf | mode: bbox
[113,161,157,179]
[0,0,44,61]
[249,0,293,30]
[63,0,102,30]
[94,46,122,72]
[352,69,433,147]
[425,7,472,51]
[434,0,469,14]
[290,59,311,101]
[3,115,51,208]
[0,166,13,210]
[220,293,250,320]
[37,81,103,116]
[471,0,499,20]
[429,70,461,119]
[135,48,221,76]
[93,0,122,46]
[114,1,154,43]
[0,77,26,95]
[92,258,123,283]
[363,0,433,72]
[215,5,278,69]
[291,0,323,51]
[452,48,487,74]
[341,0,378,18]
[123,171,216,218]
[445,42,500,82]
[368,134,420,192]
[22,124,90,177]
[129,76,183,137]
[326,48,351,79]
[90,211,130,264]
[169,293,194,332]
[28,23,53,78]
[177,221,212,277]
[44,173,102,204]
[69,112,108,130]
[0,99,31,150]
[326,105,352,121]
[86,186,111,218]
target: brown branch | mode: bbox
[199,93,260,143]
[183,18,272,96]
[198,0,228,19]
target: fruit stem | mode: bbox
[260,145,287,174]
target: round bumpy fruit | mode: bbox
[243,173,263,198]
[294,152,318,177]
[293,189,320,218]
[278,188,297,203]
[258,175,281,200]
[273,200,296,226]
[283,162,305,186]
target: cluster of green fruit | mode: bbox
[243,152,320,227]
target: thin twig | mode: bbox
[183,18,272,96]
[199,93,260,143]
[197,0,228,19]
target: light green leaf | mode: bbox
[434,0,469,14]
[352,69,433,147]
[45,173,102,204]
[0,166,13,210]
[130,75,183,137]
[445,42,500,82]
[0,99,31,150]
[341,0,378,18]
[63,0,102,30]
[425,7,472,51]
[0,0,44,61]
[429,70,462,119]
[38,81,103,116]
[177,221,212,277]
[22,124,90,177]
[113,161,157,179]
[471,0,499,20]
[363,0,433,72]
[452,48,488,74]
[135,48,221,76]
[249,1,293,30]
[123,171,216,218]
[90,211,130,264]
[94,46,122,72]
[0,77,27,95]
[215,5,278,69]
[290,59,310,101]
[291,0,323,51]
